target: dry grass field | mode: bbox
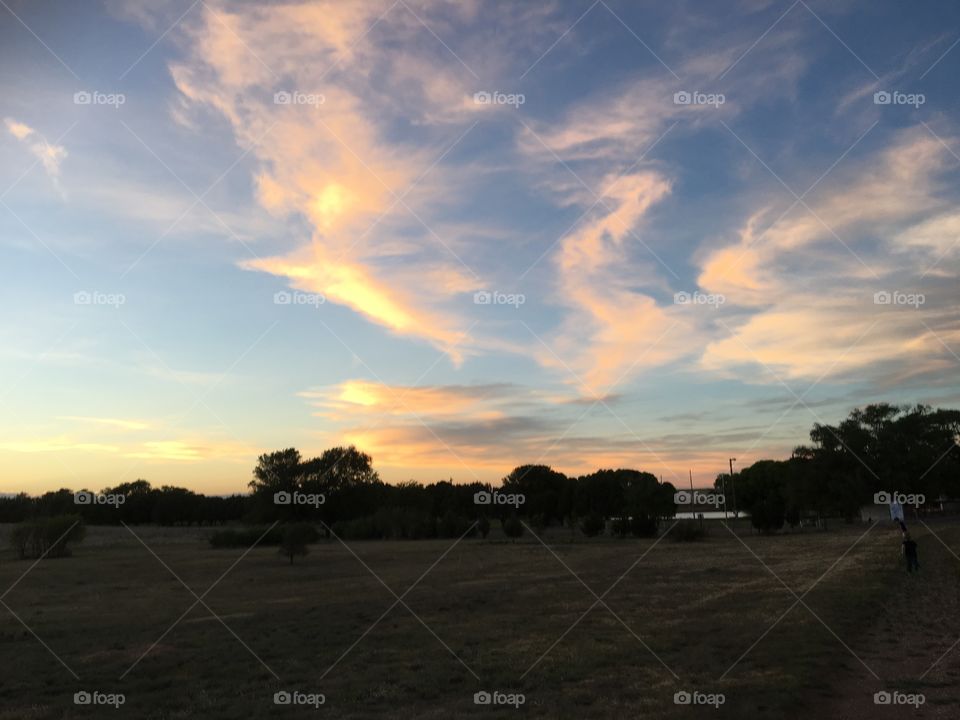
[0,520,958,718]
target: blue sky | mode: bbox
[1,0,959,494]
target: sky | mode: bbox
[1,0,958,495]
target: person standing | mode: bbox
[903,533,920,573]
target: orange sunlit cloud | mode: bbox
[543,172,692,392]
[302,380,511,420]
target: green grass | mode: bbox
[0,521,957,718]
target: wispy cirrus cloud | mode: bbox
[4,118,68,187]
[56,416,150,431]
[699,125,960,383]
[161,0,563,363]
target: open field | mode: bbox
[1,521,959,719]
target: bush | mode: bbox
[280,523,315,564]
[750,494,786,535]
[580,513,605,537]
[209,525,284,548]
[502,516,524,539]
[438,511,474,539]
[10,524,31,558]
[528,513,548,533]
[332,509,438,540]
[9,515,86,559]
[667,520,707,542]
[332,516,378,540]
[477,516,491,539]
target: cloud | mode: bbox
[303,380,566,479]
[166,1,507,361]
[301,380,517,420]
[326,404,775,483]
[56,416,150,431]
[0,434,255,463]
[510,33,813,392]
[835,32,954,116]
[243,245,474,363]
[5,119,33,141]
[540,171,691,391]
[124,440,206,461]
[0,438,120,454]
[698,126,960,382]
[895,211,960,265]
[4,118,68,186]
[299,378,780,484]
[517,24,808,169]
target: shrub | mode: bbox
[528,513,548,533]
[331,510,438,540]
[280,523,315,564]
[209,525,284,548]
[477,516,491,539]
[502,516,524,539]
[10,523,36,559]
[44,515,86,557]
[438,511,473,539]
[9,515,86,559]
[580,513,605,537]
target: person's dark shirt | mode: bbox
[903,539,918,557]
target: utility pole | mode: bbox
[721,470,727,521]
[729,457,737,518]
[690,469,701,530]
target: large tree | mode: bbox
[501,465,568,526]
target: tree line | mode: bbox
[717,403,960,532]
[2,403,957,540]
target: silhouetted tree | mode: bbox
[502,516,524,539]
[279,523,314,564]
[501,465,568,526]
